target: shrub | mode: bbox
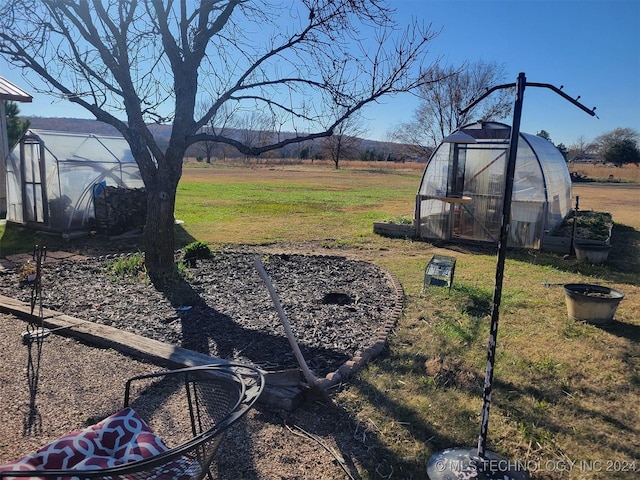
[182,241,213,261]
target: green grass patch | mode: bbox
[0,224,38,256]
[176,166,420,246]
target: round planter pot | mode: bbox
[563,283,624,325]
[574,243,611,264]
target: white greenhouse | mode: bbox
[5,129,146,234]
[415,121,572,249]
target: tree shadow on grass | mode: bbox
[607,223,640,276]
[349,351,639,473]
[595,319,640,343]
[174,223,198,250]
[509,223,640,284]
[491,373,639,461]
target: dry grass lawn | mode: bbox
[177,160,639,479]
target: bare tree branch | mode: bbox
[391,60,512,150]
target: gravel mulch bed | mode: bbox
[0,250,400,378]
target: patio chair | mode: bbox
[0,363,264,480]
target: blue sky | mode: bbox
[1,0,638,147]
[362,0,640,146]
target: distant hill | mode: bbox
[24,116,424,162]
[27,117,122,136]
[25,116,173,147]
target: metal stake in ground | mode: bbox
[23,245,50,344]
[570,196,580,255]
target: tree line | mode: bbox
[535,128,639,167]
[563,128,639,167]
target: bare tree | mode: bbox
[388,121,433,159]
[236,111,276,162]
[0,0,436,280]
[197,102,240,162]
[392,60,512,150]
[567,136,595,163]
[593,128,639,154]
[194,124,217,163]
[322,114,367,169]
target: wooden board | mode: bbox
[0,294,303,410]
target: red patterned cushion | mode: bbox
[0,407,169,474]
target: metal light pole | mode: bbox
[427,72,596,480]
[477,71,525,458]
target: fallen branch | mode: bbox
[253,257,319,388]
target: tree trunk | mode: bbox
[143,184,177,283]
[333,137,342,169]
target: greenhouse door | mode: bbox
[451,146,507,243]
[20,138,49,224]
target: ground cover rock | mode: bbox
[0,250,399,378]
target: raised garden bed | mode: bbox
[373,216,416,239]
[373,222,415,238]
[542,210,612,254]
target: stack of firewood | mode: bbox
[94,186,146,235]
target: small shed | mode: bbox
[5,129,146,234]
[415,121,571,249]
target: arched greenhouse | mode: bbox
[5,129,146,234]
[415,121,572,249]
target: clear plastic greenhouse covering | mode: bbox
[5,129,144,232]
[415,122,572,249]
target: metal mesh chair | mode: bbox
[0,363,264,480]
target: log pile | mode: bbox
[94,186,146,235]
